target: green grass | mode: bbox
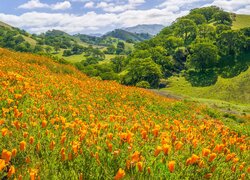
[233,14,250,29]
[22,35,37,47]
[54,50,86,63]
[161,67,250,105]
[124,42,134,52]
[0,21,12,28]
[55,49,127,64]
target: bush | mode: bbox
[158,79,169,89]
[136,81,150,89]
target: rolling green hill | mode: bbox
[233,14,250,29]
[0,20,12,28]
[0,21,134,64]
[162,67,250,105]
[103,29,152,42]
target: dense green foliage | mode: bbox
[74,29,151,47]
[121,6,250,88]
[36,30,76,49]
[74,34,118,46]
[0,26,32,52]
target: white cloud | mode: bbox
[0,6,188,34]
[158,0,206,8]
[18,0,49,9]
[84,2,95,8]
[210,0,250,12]
[51,1,71,10]
[235,5,250,14]
[3,0,250,35]
[18,0,71,10]
[96,0,145,13]
[69,0,89,2]
[0,11,118,34]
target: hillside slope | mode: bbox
[0,48,249,179]
[124,24,164,35]
[233,14,250,29]
[104,29,152,42]
[162,67,250,104]
[0,21,12,28]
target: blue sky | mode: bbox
[0,0,249,35]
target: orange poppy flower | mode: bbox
[29,136,34,144]
[247,167,250,173]
[61,135,66,144]
[107,133,113,140]
[41,120,47,128]
[107,142,113,152]
[2,149,12,163]
[209,153,217,162]
[141,130,147,140]
[30,172,35,180]
[50,141,55,150]
[131,151,140,163]
[20,141,26,151]
[240,173,245,180]
[61,148,66,161]
[233,158,239,164]
[11,149,17,157]
[72,145,78,154]
[152,128,159,137]
[226,154,233,162]
[0,159,5,171]
[114,168,125,180]
[36,143,41,152]
[186,154,199,165]
[79,173,83,180]
[168,161,175,173]
[137,162,143,172]
[154,146,162,157]
[7,165,15,177]
[147,167,151,174]
[23,132,29,138]
[175,141,183,150]
[162,144,171,155]
[1,128,8,137]
[202,148,211,157]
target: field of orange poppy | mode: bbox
[0,48,249,179]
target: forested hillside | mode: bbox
[103,29,152,42]
[119,6,250,88]
[124,24,164,35]
[0,22,135,65]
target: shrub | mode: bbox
[136,81,150,89]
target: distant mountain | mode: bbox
[103,29,152,42]
[87,33,103,37]
[123,24,164,35]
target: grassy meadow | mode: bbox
[161,67,250,105]
[233,15,250,29]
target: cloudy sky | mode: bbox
[0,0,249,35]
